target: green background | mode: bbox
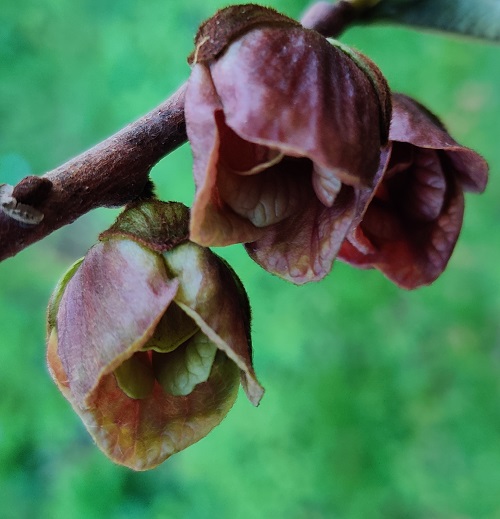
[1,1,500,518]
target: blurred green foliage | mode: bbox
[1,1,500,518]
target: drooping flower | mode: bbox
[185,4,391,284]
[339,93,489,288]
[47,201,263,470]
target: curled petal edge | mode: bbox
[176,301,264,406]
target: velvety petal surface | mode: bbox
[56,238,178,405]
[391,93,488,193]
[210,27,384,187]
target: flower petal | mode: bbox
[113,351,155,399]
[342,175,465,288]
[312,163,343,207]
[186,64,267,246]
[210,27,384,187]
[185,25,389,252]
[391,93,488,193]
[389,147,447,222]
[56,238,179,405]
[218,142,312,228]
[48,328,240,470]
[163,241,264,405]
[246,186,359,284]
[143,301,199,353]
[152,331,218,396]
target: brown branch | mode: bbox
[301,1,357,38]
[0,2,357,262]
[0,83,187,262]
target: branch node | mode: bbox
[12,176,53,206]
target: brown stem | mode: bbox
[0,2,358,262]
[301,1,357,38]
[0,83,187,261]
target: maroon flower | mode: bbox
[339,93,488,288]
[185,4,391,284]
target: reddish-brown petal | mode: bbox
[341,174,465,289]
[186,64,267,246]
[56,238,179,405]
[340,93,487,288]
[48,329,240,470]
[338,231,376,268]
[218,120,284,177]
[218,138,312,228]
[391,94,488,193]
[389,147,447,222]
[245,185,360,284]
[242,147,390,285]
[210,27,384,188]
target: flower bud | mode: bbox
[185,4,391,284]
[47,201,263,470]
[339,93,489,288]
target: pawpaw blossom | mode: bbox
[339,93,489,289]
[47,201,263,471]
[185,4,391,285]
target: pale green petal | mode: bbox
[141,301,199,353]
[113,351,155,400]
[164,242,264,406]
[152,332,218,396]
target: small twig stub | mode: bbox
[0,184,44,225]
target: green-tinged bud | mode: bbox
[47,200,263,471]
[47,257,83,331]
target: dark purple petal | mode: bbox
[389,147,447,222]
[391,94,488,193]
[340,164,465,289]
[210,26,384,187]
[340,93,487,288]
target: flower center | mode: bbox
[113,302,218,399]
